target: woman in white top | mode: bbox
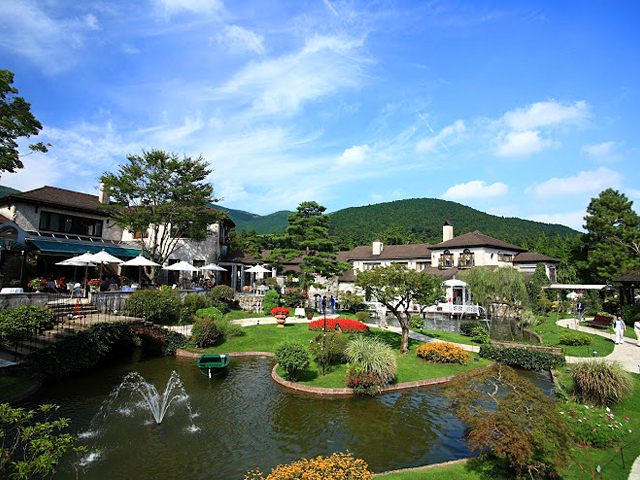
[614,316,626,345]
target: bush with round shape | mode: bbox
[274,341,309,381]
[210,299,230,314]
[282,288,308,308]
[309,332,348,370]
[409,315,424,329]
[182,293,212,317]
[264,277,279,289]
[355,311,369,323]
[0,305,57,348]
[124,289,182,324]
[416,342,470,365]
[571,360,633,407]
[345,336,396,388]
[245,451,373,480]
[191,316,221,348]
[338,291,365,313]
[558,331,591,347]
[262,289,280,315]
[210,285,235,304]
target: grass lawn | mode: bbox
[410,328,485,347]
[223,309,266,320]
[0,375,37,401]
[186,323,492,389]
[532,313,615,357]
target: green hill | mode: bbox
[209,205,292,234]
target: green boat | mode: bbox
[197,354,230,378]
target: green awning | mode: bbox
[27,238,142,259]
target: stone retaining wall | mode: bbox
[235,294,263,313]
[0,293,49,310]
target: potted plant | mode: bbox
[271,306,290,328]
[304,307,315,320]
[27,277,47,292]
[87,278,101,292]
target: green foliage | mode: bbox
[355,311,369,323]
[309,332,348,371]
[194,306,244,341]
[445,364,571,477]
[570,360,634,407]
[159,330,188,355]
[210,299,230,314]
[274,341,310,381]
[124,289,182,324]
[210,285,235,304]
[409,315,424,329]
[100,149,220,273]
[26,322,139,381]
[460,322,482,335]
[345,336,397,387]
[0,403,86,480]
[191,316,221,348]
[526,263,550,308]
[558,331,592,346]
[262,289,280,314]
[182,293,212,317]
[0,69,48,176]
[282,288,307,308]
[562,402,632,448]
[519,308,538,328]
[460,267,527,317]
[622,302,640,322]
[479,345,565,371]
[345,365,381,396]
[338,291,365,313]
[0,305,56,348]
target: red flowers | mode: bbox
[271,307,290,316]
[309,318,369,333]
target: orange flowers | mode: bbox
[416,342,470,365]
[244,452,374,480]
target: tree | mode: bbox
[0,69,48,177]
[267,201,350,292]
[445,364,570,477]
[525,263,550,309]
[582,188,640,282]
[460,267,527,318]
[354,264,444,354]
[100,150,221,281]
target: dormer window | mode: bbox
[439,250,454,269]
[459,249,475,268]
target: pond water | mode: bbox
[26,352,482,479]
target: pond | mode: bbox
[27,352,475,479]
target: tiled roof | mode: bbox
[0,186,104,214]
[430,230,526,252]
[614,273,640,283]
[512,252,560,264]
[346,243,432,261]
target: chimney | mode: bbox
[372,239,383,256]
[98,183,110,204]
[443,221,454,242]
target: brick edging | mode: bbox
[1,380,42,404]
[176,349,274,359]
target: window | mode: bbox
[498,253,513,262]
[459,249,475,268]
[439,250,454,268]
[39,211,103,237]
[363,262,381,270]
[416,262,429,271]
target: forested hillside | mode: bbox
[209,205,292,234]
[327,198,579,250]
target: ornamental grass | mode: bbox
[308,318,369,333]
[416,342,470,365]
[571,360,634,407]
[244,452,374,480]
[345,336,396,386]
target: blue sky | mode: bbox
[1,0,638,231]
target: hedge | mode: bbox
[479,344,565,371]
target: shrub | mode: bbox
[460,321,482,335]
[182,293,212,317]
[264,277,279,289]
[416,342,470,365]
[339,291,365,313]
[124,289,182,324]
[520,308,538,328]
[622,302,640,322]
[345,336,396,388]
[309,332,348,370]
[459,322,489,344]
[210,285,235,304]
[195,306,223,320]
[345,366,381,396]
[282,288,308,308]
[308,318,369,333]
[355,311,369,323]
[262,289,280,315]
[210,299,230,315]
[245,451,373,480]
[215,316,244,340]
[159,331,188,355]
[191,317,220,348]
[559,331,592,346]
[409,315,424,329]
[561,402,632,448]
[274,341,309,381]
[0,305,57,347]
[571,360,634,407]
[479,345,565,371]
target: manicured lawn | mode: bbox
[411,328,485,347]
[224,309,266,320]
[532,313,615,357]
[0,375,37,401]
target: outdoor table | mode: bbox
[294,307,305,318]
[1,287,24,294]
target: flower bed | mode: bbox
[308,318,369,333]
[561,403,632,448]
[416,342,470,365]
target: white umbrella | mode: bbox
[121,255,161,284]
[66,249,124,286]
[56,259,96,267]
[163,260,200,287]
[201,263,227,272]
[245,265,270,273]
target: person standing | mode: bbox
[614,315,626,344]
[321,295,327,313]
[634,318,640,347]
[576,301,585,321]
[330,295,335,314]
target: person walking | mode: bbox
[634,318,640,347]
[614,315,626,345]
[576,301,585,321]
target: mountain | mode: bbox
[209,205,292,234]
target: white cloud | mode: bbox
[442,180,508,200]
[503,100,589,131]
[214,34,371,117]
[528,211,586,231]
[336,144,370,167]
[495,130,556,157]
[216,25,265,56]
[0,0,100,73]
[153,0,223,15]
[527,167,623,199]
[582,141,624,163]
[416,119,465,153]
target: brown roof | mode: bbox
[0,186,105,215]
[512,252,560,264]
[431,230,526,252]
[613,273,640,283]
[346,243,432,261]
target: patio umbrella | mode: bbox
[55,259,96,287]
[163,261,200,286]
[121,255,161,284]
[66,250,124,291]
[201,263,227,272]
[245,265,270,273]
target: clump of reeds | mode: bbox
[570,360,633,407]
